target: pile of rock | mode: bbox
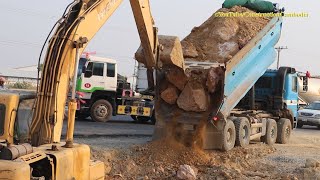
[159,6,270,112]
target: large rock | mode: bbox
[206,67,224,93]
[135,36,184,69]
[161,85,179,105]
[177,82,208,112]
[165,66,188,91]
[159,35,185,69]
[176,165,198,180]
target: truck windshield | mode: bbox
[305,102,320,110]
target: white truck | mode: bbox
[298,75,320,104]
[75,55,155,123]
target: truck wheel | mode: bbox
[90,99,113,122]
[276,118,292,144]
[234,117,251,147]
[297,122,303,128]
[221,120,236,151]
[261,119,277,145]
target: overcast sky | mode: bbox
[0,0,318,78]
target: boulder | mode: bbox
[176,165,198,180]
[177,82,208,112]
[161,86,179,105]
[165,66,188,91]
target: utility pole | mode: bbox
[275,46,288,69]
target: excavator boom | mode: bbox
[30,0,165,146]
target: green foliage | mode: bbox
[8,81,35,90]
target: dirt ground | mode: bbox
[76,125,320,180]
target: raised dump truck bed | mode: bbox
[154,17,284,150]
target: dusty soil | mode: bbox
[83,127,320,180]
[181,6,270,63]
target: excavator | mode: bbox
[0,0,183,179]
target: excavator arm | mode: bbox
[30,0,174,146]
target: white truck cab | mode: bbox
[78,56,117,99]
[75,56,154,123]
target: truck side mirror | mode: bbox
[302,76,308,92]
[84,70,92,78]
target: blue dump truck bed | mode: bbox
[154,17,283,150]
[220,17,282,117]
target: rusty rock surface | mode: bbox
[177,82,208,112]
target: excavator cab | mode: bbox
[0,91,35,145]
[0,92,105,179]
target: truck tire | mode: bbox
[90,99,113,122]
[261,119,277,145]
[276,118,292,144]
[221,120,236,151]
[234,117,251,147]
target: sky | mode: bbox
[0,0,319,79]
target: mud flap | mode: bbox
[202,120,225,150]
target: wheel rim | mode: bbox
[95,104,108,118]
[242,126,249,140]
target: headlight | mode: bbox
[315,114,320,118]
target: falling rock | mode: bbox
[177,165,198,180]
[177,82,208,112]
[161,86,179,105]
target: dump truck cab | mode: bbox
[254,67,299,119]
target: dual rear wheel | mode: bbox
[221,118,251,151]
[221,117,291,151]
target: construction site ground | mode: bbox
[64,116,320,179]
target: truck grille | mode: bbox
[301,112,313,116]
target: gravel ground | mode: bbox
[70,118,320,179]
[262,126,320,176]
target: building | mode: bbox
[0,65,39,87]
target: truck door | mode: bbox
[284,74,299,118]
[81,61,106,93]
[105,63,117,92]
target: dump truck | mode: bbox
[153,16,294,151]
